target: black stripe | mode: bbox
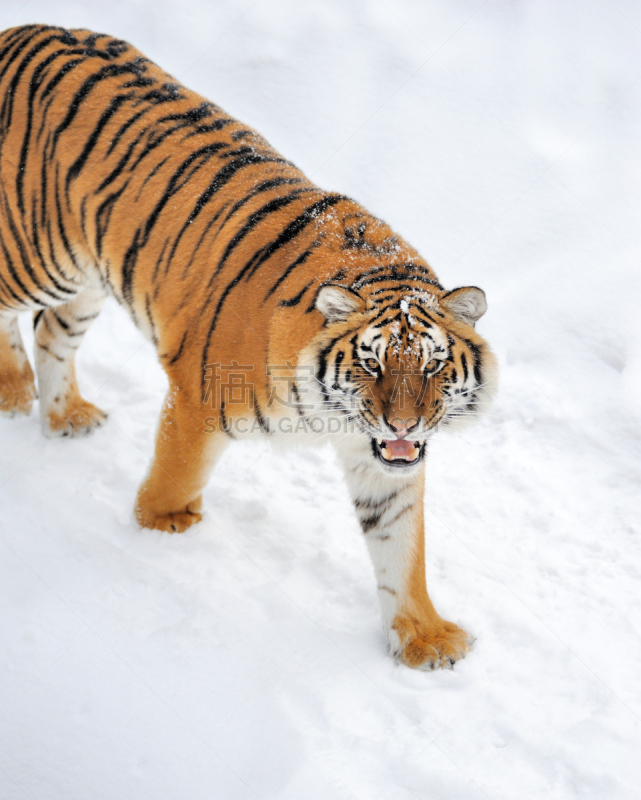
[98,129,148,192]
[135,156,169,200]
[333,350,345,387]
[52,165,80,271]
[279,281,313,307]
[369,283,435,297]
[354,490,400,510]
[354,273,442,291]
[155,102,215,126]
[30,195,75,296]
[230,129,255,141]
[292,381,306,417]
[45,216,76,283]
[38,55,86,112]
[0,224,39,303]
[66,92,133,190]
[151,238,171,285]
[37,342,64,362]
[253,397,271,434]
[95,185,127,257]
[52,310,69,330]
[360,513,382,532]
[351,262,435,285]
[220,401,234,438]
[460,338,483,384]
[144,295,158,345]
[409,307,437,328]
[219,177,304,230]
[38,131,51,228]
[177,201,232,281]
[128,121,196,170]
[386,503,414,526]
[459,352,468,382]
[182,118,236,139]
[106,104,155,156]
[0,268,24,307]
[168,330,188,365]
[4,192,61,299]
[264,247,314,301]
[209,188,315,281]
[316,334,348,404]
[121,229,141,310]
[128,107,225,170]
[371,308,398,328]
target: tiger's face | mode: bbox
[310,282,497,473]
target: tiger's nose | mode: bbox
[383,414,419,439]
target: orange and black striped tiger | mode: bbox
[0,25,497,670]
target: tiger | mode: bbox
[0,25,497,671]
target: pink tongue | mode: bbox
[384,439,415,458]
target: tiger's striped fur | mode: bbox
[0,25,497,670]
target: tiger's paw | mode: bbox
[0,367,37,417]
[135,495,203,533]
[391,615,472,671]
[136,509,203,533]
[43,398,108,438]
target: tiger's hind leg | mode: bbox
[34,286,107,438]
[0,311,37,416]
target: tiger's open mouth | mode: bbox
[372,438,425,467]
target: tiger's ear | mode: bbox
[315,284,365,323]
[441,286,487,326]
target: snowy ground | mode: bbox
[1,1,641,798]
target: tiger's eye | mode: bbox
[364,358,379,374]
[425,359,438,372]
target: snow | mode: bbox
[1,1,641,798]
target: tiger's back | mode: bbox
[0,26,314,341]
[0,25,427,398]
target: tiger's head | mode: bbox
[306,277,498,473]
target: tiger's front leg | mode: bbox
[135,387,228,533]
[341,454,472,670]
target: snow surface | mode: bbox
[1,1,641,798]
